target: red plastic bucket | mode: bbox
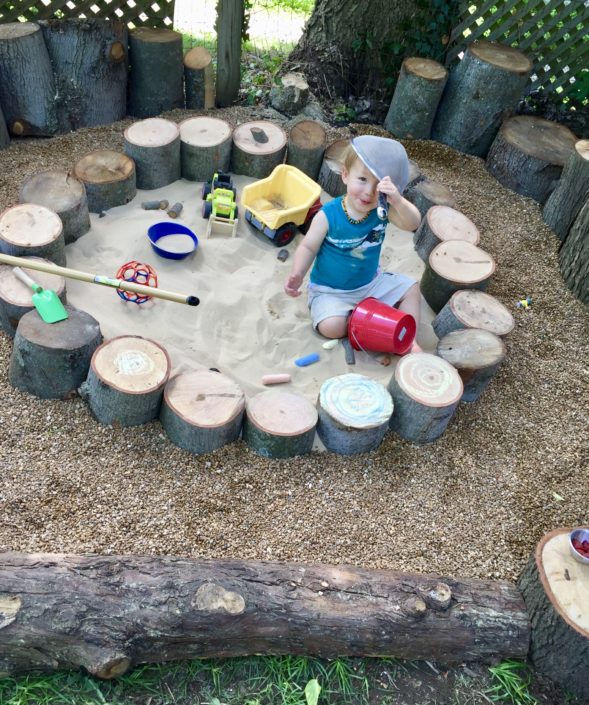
[348,297,416,354]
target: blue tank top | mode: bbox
[310,197,387,290]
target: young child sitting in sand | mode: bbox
[284,135,423,352]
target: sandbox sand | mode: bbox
[64,174,438,431]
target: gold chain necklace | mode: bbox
[342,197,370,225]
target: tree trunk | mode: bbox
[318,138,349,197]
[486,115,578,205]
[215,0,244,107]
[19,170,91,244]
[0,22,59,136]
[0,204,65,266]
[559,198,589,305]
[286,120,326,181]
[184,46,215,110]
[124,118,181,190]
[405,179,456,218]
[432,290,514,339]
[179,116,233,181]
[39,18,128,131]
[80,336,171,427]
[231,121,287,178]
[388,352,463,443]
[543,139,589,241]
[384,58,448,140]
[73,150,136,214]
[160,369,246,455]
[413,205,480,262]
[432,40,532,157]
[0,552,530,677]
[243,390,317,458]
[0,104,10,149]
[128,27,184,118]
[317,373,393,455]
[9,306,102,400]
[436,329,506,403]
[290,0,419,97]
[517,528,589,702]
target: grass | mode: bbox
[485,660,538,705]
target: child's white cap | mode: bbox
[351,135,410,193]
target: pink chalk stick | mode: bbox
[262,373,292,385]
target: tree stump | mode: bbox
[432,39,532,157]
[407,159,425,191]
[543,139,589,242]
[179,116,233,182]
[243,390,317,458]
[231,121,288,179]
[286,119,327,181]
[19,170,90,244]
[405,179,456,218]
[0,22,59,136]
[317,373,393,455]
[559,198,589,305]
[517,527,589,701]
[318,138,350,197]
[39,18,127,131]
[128,27,184,118]
[73,151,137,214]
[80,336,170,427]
[0,552,530,677]
[414,205,480,262]
[269,72,309,115]
[160,369,245,455]
[384,57,448,140]
[436,328,506,403]
[387,352,463,443]
[124,119,181,191]
[432,289,514,339]
[9,306,102,400]
[184,46,215,110]
[0,257,66,337]
[486,115,578,204]
[421,240,496,314]
[0,204,66,266]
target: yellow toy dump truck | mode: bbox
[241,164,322,247]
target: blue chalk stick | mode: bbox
[295,353,320,367]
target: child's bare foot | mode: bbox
[410,341,423,353]
[376,353,392,366]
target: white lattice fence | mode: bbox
[447,0,589,101]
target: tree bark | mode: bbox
[0,104,10,149]
[231,121,287,178]
[80,336,171,427]
[243,390,317,458]
[39,18,127,131]
[179,116,233,182]
[9,306,102,400]
[0,22,59,136]
[384,58,448,140]
[215,0,244,107]
[388,352,463,443]
[317,373,393,455]
[486,115,578,205]
[124,119,181,190]
[0,204,65,266]
[73,150,136,214]
[517,528,589,702]
[128,27,184,118]
[432,40,532,157]
[432,290,514,339]
[286,120,326,181]
[543,139,589,241]
[19,170,90,244]
[0,552,530,677]
[318,138,349,197]
[184,46,215,110]
[559,198,589,305]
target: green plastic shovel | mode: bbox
[13,267,69,324]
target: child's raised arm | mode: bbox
[378,176,421,232]
[284,210,329,297]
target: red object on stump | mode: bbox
[348,297,416,354]
[115,260,158,304]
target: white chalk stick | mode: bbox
[322,339,339,350]
[262,373,292,386]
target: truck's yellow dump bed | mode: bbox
[241,164,321,230]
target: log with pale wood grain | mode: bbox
[184,46,215,110]
[0,552,530,677]
[413,205,480,262]
[179,116,233,182]
[124,118,181,191]
[486,115,578,204]
[73,151,136,214]
[432,289,514,339]
[0,203,66,266]
[517,527,589,701]
[286,119,326,180]
[270,72,309,115]
[318,138,350,197]
[405,179,456,218]
[231,121,287,178]
[384,57,448,140]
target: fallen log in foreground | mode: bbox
[0,553,530,678]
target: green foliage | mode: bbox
[486,660,538,705]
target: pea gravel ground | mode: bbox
[0,106,587,585]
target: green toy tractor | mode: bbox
[201,171,238,220]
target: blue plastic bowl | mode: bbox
[147,222,198,260]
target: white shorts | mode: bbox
[307,271,415,330]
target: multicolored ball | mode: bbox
[115,260,158,304]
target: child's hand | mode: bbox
[377,176,402,206]
[284,272,303,297]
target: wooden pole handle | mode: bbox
[0,254,199,307]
